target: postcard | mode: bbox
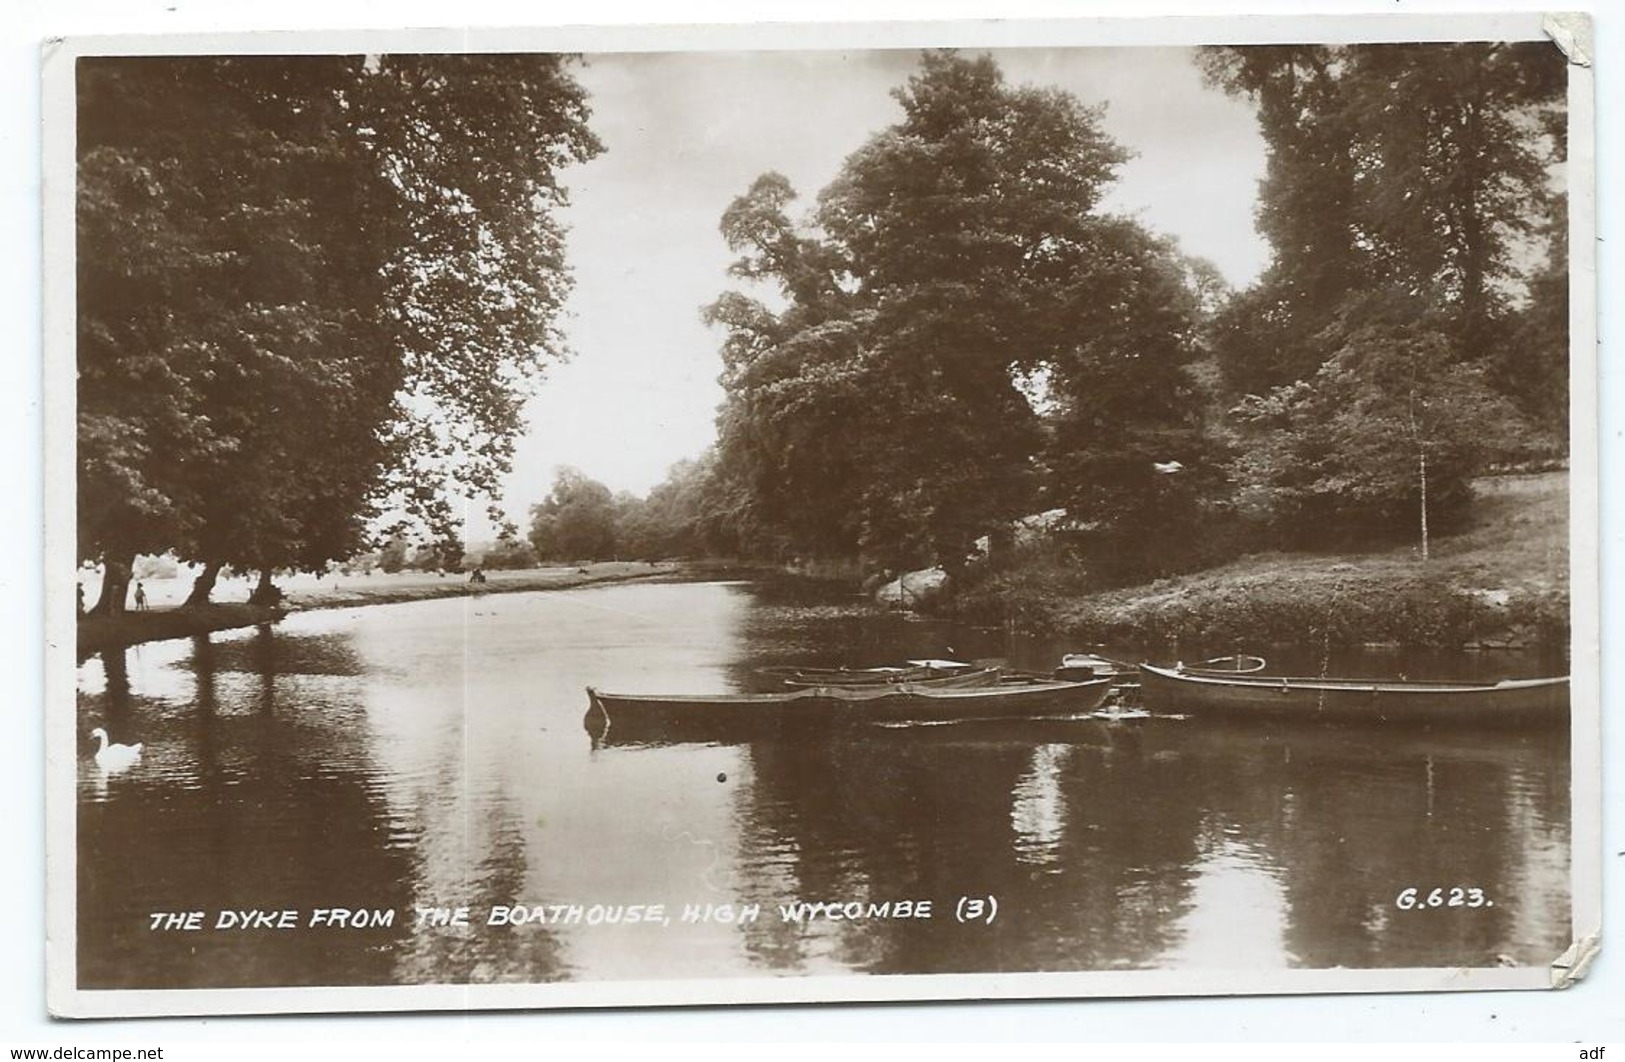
[43,11,1599,1018]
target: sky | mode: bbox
[491,45,1269,527]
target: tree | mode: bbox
[79,58,406,608]
[377,538,409,574]
[1199,42,1566,555]
[1230,314,1527,551]
[707,52,1195,575]
[479,538,539,570]
[528,468,619,562]
[76,55,603,612]
[706,289,872,561]
[1342,43,1565,357]
[77,58,251,613]
[1040,221,1210,580]
[361,55,603,543]
[1200,42,1566,397]
[633,450,753,560]
[1495,200,1569,441]
[1198,46,1363,395]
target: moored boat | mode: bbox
[763,659,992,689]
[1053,652,1135,682]
[583,674,1115,738]
[1185,654,1267,675]
[1137,662,1568,725]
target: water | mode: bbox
[75,579,1572,989]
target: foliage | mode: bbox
[1200,42,1567,403]
[1038,219,1211,580]
[513,453,752,567]
[1228,319,1528,548]
[617,452,747,560]
[376,538,409,574]
[1197,46,1362,396]
[478,538,540,571]
[705,51,1203,575]
[528,467,619,562]
[1491,200,1570,443]
[80,59,402,599]
[361,55,603,541]
[1190,41,1568,561]
[76,55,602,611]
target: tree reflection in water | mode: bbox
[73,582,1570,988]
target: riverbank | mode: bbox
[77,561,688,655]
[950,472,1571,651]
[282,560,686,611]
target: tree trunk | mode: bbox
[90,551,135,617]
[184,560,223,607]
[248,569,284,608]
[985,526,1015,570]
[1408,386,1431,562]
[1419,446,1430,562]
[1457,98,1487,359]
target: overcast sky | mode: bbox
[490,45,1268,528]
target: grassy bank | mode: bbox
[280,560,684,611]
[78,561,686,655]
[950,472,1570,651]
[77,603,290,657]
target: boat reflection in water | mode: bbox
[588,707,1571,974]
[78,581,1573,987]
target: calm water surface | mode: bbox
[76,580,1571,988]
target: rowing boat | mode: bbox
[1053,652,1135,682]
[762,660,993,689]
[1137,663,1568,725]
[780,665,1007,690]
[1185,654,1266,675]
[583,674,1115,738]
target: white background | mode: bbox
[3,0,1618,1047]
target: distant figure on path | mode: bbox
[469,567,487,585]
[134,582,148,611]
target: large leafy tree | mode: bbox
[607,450,748,561]
[528,467,619,562]
[1200,42,1566,552]
[1197,45,1363,395]
[1040,220,1210,579]
[361,56,602,538]
[81,58,403,608]
[1230,307,1528,552]
[1201,42,1566,397]
[1495,200,1569,440]
[1345,44,1565,354]
[708,52,1196,575]
[77,55,602,613]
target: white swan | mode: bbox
[90,727,143,771]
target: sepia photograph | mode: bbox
[41,11,1598,1022]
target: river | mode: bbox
[74,578,1572,990]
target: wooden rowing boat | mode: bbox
[1185,654,1267,675]
[583,674,1115,738]
[1053,652,1135,682]
[763,660,994,689]
[1137,663,1568,725]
